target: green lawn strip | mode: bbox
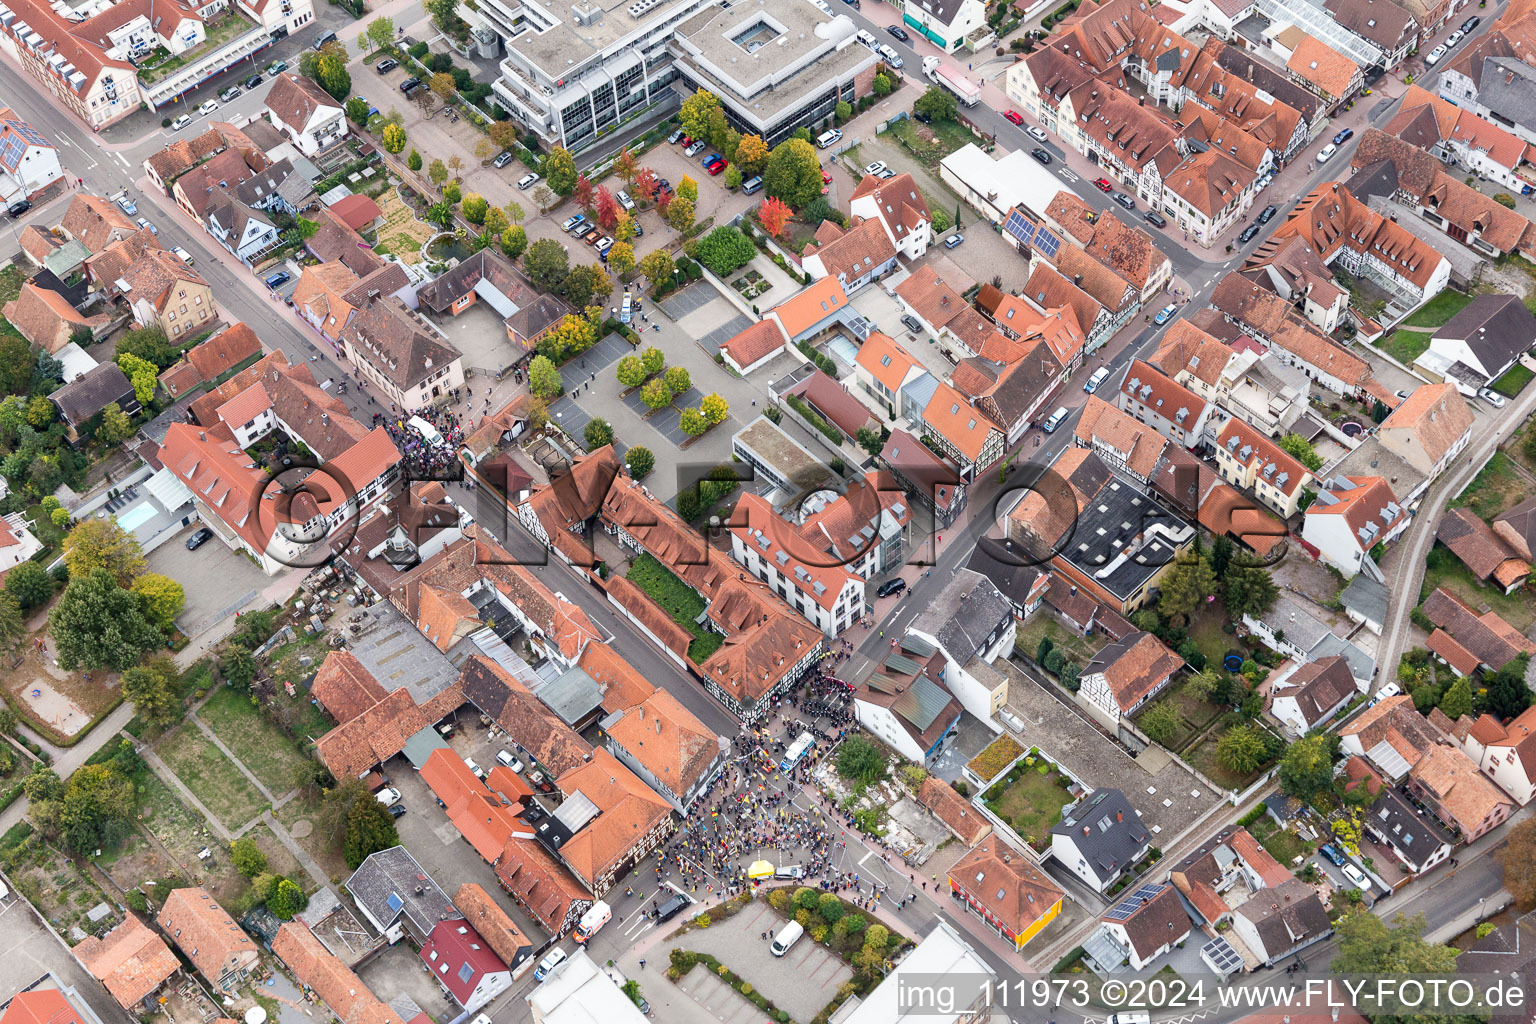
[1401,289,1473,329]
[983,762,1073,848]
[1015,615,1106,666]
[1373,327,1433,364]
[1494,364,1535,398]
[1448,451,1528,521]
[198,687,311,792]
[156,726,267,830]
[625,553,723,662]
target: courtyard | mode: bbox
[979,751,1076,850]
[146,522,273,637]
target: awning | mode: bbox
[747,860,774,880]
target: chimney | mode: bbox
[1116,811,1123,821]
[1073,274,1083,286]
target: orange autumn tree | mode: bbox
[758,197,792,239]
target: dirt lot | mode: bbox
[3,639,119,743]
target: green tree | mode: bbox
[49,569,163,672]
[914,87,959,123]
[836,736,885,786]
[116,351,159,407]
[232,836,268,877]
[428,159,448,186]
[462,192,488,224]
[561,264,599,308]
[1035,636,1054,664]
[818,892,845,923]
[268,878,308,920]
[638,249,674,283]
[608,240,635,277]
[524,238,570,290]
[95,404,134,444]
[736,134,769,174]
[443,181,462,205]
[1157,551,1216,625]
[679,89,722,142]
[695,226,756,275]
[63,519,145,587]
[764,138,823,208]
[1439,675,1475,720]
[5,561,54,612]
[1221,557,1278,619]
[616,355,647,388]
[121,655,180,726]
[343,794,400,869]
[680,407,707,436]
[50,508,71,530]
[664,366,692,395]
[1215,723,1268,774]
[1278,432,1324,471]
[855,426,883,456]
[528,355,563,398]
[835,100,853,122]
[381,123,406,153]
[315,54,351,102]
[724,164,742,190]
[1278,733,1338,801]
[666,196,696,232]
[1486,654,1531,719]
[676,175,699,204]
[585,418,615,449]
[873,73,893,96]
[640,379,673,410]
[501,225,528,260]
[221,646,257,689]
[130,572,184,632]
[1331,914,1474,1024]
[365,15,394,51]
[408,148,423,171]
[1140,702,1180,744]
[115,326,178,370]
[346,96,369,124]
[543,147,578,196]
[640,347,666,377]
[625,446,655,480]
[0,593,21,656]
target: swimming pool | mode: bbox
[826,335,860,368]
[116,503,157,533]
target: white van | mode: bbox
[1042,406,1070,433]
[856,28,878,49]
[771,920,804,957]
[573,900,611,942]
[816,128,843,149]
[878,43,903,68]
[741,175,764,195]
[1108,1015,1150,1024]
[534,947,568,981]
[1084,367,1111,393]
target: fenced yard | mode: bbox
[979,751,1076,849]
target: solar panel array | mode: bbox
[0,135,22,171]
[1003,210,1034,245]
[4,120,48,147]
[1102,882,1164,921]
[1201,935,1244,973]
[1035,228,1062,258]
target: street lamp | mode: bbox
[1479,897,1487,921]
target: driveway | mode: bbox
[357,941,457,1023]
[147,524,273,636]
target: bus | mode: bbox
[779,731,815,772]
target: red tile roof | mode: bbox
[420,919,507,1004]
[420,748,522,863]
[75,915,179,1008]
[156,888,257,989]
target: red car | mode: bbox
[1093,177,1113,192]
[706,158,726,175]
[1003,110,1024,126]
[821,169,833,195]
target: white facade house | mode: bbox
[264,73,348,157]
[1115,360,1211,450]
[901,0,987,52]
[0,111,63,203]
[205,197,280,268]
[1048,789,1150,893]
[1302,475,1408,579]
[850,172,933,261]
[0,514,44,576]
[1268,656,1360,737]
[1460,706,1536,807]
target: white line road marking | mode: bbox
[115,152,129,169]
[1058,168,1078,181]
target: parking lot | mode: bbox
[146,523,273,636]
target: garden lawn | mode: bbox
[1186,609,1241,670]
[198,686,313,792]
[1016,616,1108,668]
[1250,816,1312,865]
[988,767,1073,847]
[157,726,267,829]
[1421,549,1536,632]
[373,187,433,264]
[1402,289,1473,329]
[626,553,723,662]
[1182,717,1276,790]
[1449,452,1528,522]
[1373,328,1433,364]
[887,117,976,169]
[0,265,25,305]
[1493,364,1535,398]
[1140,677,1223,753]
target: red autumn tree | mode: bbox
[573,173,595,211]
[758,197,792,239]
[655,188,673,217]
[614,147,639,188]
[595,186,619,231]
[636,167,659,200]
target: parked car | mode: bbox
[705,158,726,175]
[667,128,684,144]
[1479,387,1507,408]
[1112,191,1136,210]
[1375,682,1402,702]
[562,213,586,232]
[185,527,213,550]
[266,60,287,75]
[171,245,194,265]
[400,77,422,94]
[886,24,910,41]
[1316,142,1338,163]
[5,199,29,217]
[582,227,601,245]
[519,172,541,190]
[496,750,525,772]
[465,758,486,779]
[1463,14,1481,31]
[1031,148,1052,164]
[774,865,806,879]
[820,169,833,194]
[170,115,191,131]
[1425,44,1447,65]
[1332,127,1354,145]
[617,189,635,210]
[116,195,138,215]
[704,151,723,167]
[1446,29,1465,47]
[595,237,615,254]
[943,232,963,248]
[1026,125,1048,143]
[534,949,568,982]
[136,216,157,235]
[1143,210,1166,228]
[1341,863,1372,890]
[1003,110,1024,126]
[245,73,262,88]
[655,892,692,922]
[219,86,241,102]
[876,578,907,597]
[684,140,705,157]
[863,160,889,176]
[1256,204,1278,224]
[900,313,922,333]
[375,787,401,805]
[1153,303,1178,325]
[1093,177,1113,192]
[1319,843,1346,866]
[265,270,291,288]
[376,57,398,73]
[493,150,515,168]
[1237,222,1260,243]
[387,803,406,819]
[313,30,337,49]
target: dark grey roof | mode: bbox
[1368,788,1454,869]
[346,602,461,703]
[1339,574,1389,627]
[1478,58,1536,133]
[964,537,1046,612]
[905,0,970,28]
[345,846,456,936]
[1233,878,1331,957]
[50,362,133,425]
[910,568,1012,664]
[1343,158,1398,201]
[1433,294,1534,382]
[1052,789,1150,879]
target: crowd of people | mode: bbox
[376,405,467,479]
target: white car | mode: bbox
[465,758,486,779]
[136,216,157,235]
[170,114,192,131]
[684,140,705,157]
[375,787,401,804]
[863,160,888,177]
[496,749,525,772]
[171,245,194,265]
[198,99,218,115]
[1426,44,1448,65]
[1374,682,1402,702]
[1446,29,1465,47]
[1341,863,1371,890]
[616,189,635,211]
[517,172,540,190]
[1478,387,1507,408]
[1026,125,1048,143]
[1316,143,1338,164]
[534,948,568,982]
